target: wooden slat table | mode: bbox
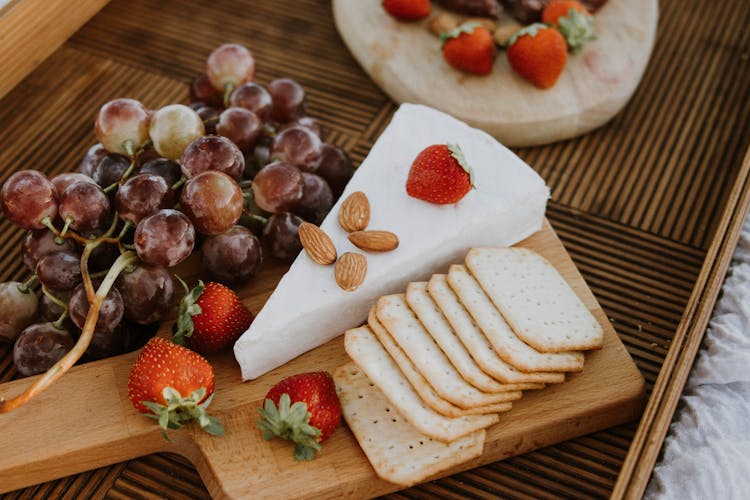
[1,0,749,498]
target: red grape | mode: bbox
[180,171,243,235]
[190,73,223,108]
[95,98,150,156]
[79,143,108,177]
[51,172,96,197]
[59,181,111,232]
[195,106,222,135]
[316,143,355,196]
[0,282,38,343]
[281,116,327,141]
[216,107,262,153]
[116,264,175,324]
[134,209,195,267]
[206,44,256,91]
[115,174,174,225]
[293,172,334,224]
[251,161,304,213]
[149,104,205,160]
[135,144,161,168]
[270,126,322,172]
[93,153,130,188]
[263,212,303,261]
[0,170,58,230]
[181,135,244,181]
[139,158,183,187]
[229,83,272,121]
[22,229,77,272]
[13,323,75,377]
[68,282,124,334]
[36,251,82,292]
[202,226,263,284]
[268,78,307,123]
[86,323,130,360]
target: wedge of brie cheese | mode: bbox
[234,104,549,380]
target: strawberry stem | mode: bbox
[142,387,224,440]
[257,394,322,461]
[171,279,204,345]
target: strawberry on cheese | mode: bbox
[234,104,549,380]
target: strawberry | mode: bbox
[382,0,430,21]
[257,371,342,461]
[441,22,496,76]
[541,0,595,51]
[127,337,223,439]
[172,280,254,354]
[406,143,475,204]
[507,23,568,89]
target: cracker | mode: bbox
[447,265,584,373]
[375,294,523,409]
[406,282,542,393]
[345,326,499,443]
[428,274,563,384]
[368,308,513,417]
[466,247,604,352]
[334,363,486,487]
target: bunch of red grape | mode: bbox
[0,43,355,389]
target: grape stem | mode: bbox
[223,82,234,108]
[0,251,138,414]
[18,275,37,293]
[41,286,68,310]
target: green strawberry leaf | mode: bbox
[440,22,481,45]
[558,8,596,52]
[138,385,223,441]
[257,394,323,461]
[447,144,476,188]
[172,280,205,345]
[508,22,550,47]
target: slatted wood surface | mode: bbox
[1,0,749,498]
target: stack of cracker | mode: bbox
[333,247,604,487]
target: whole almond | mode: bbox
[335,252,367,291]
[339,191,370,233]
[299,222,337,265]
[495,22,522,47]
[429,12,459,36]
[348,230,399,252]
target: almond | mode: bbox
[335,252,367,291]
[429,13,459,37]
[339,191,370,233]
[494,22,522,47]
[299,222,337,265]
[348,230,399,252]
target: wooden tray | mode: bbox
[332,0,657,147]
[2,0,750,497]
[0,0,109,100]
[0,224,645,497]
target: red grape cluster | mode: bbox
[0,43,355,393]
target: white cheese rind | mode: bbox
[234,103,549,380]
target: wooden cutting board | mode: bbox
[332,0,658,147]
[0,223,645,498]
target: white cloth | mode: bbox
[646,217,750,499]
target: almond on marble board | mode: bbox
[339,191,370,233]
[494,22,522,47]
[335,252,367,291]
[299,222,337,265]
[429,12,460,36]
[348,230,399,252]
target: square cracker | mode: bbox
[428,274,564,385]
[406,282,543,393]
[345,326,499,443]
[448,265,584,373]
[376,294,522,409]
[465,247,604,352]
[368,308,513,418]
[334,362,486,488]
